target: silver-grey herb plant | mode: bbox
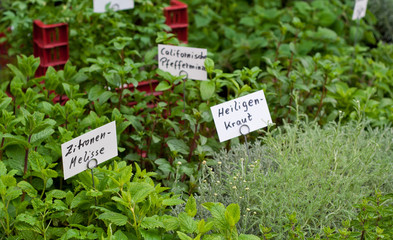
[197,118,393,238]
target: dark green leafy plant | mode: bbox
[0,0,169,68]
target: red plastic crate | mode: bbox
[33,20,68,46]
[0,32,7,55]
[0,31,10,66]
[33,20,69,77]
[33,42,69,67]
[52,94,69,106]
[164,0,188,43]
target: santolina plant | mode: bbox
[197,116,393,238]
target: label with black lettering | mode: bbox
[61,121,118,179]
[158,44,208,81]
[210,90,272,142]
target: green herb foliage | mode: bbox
[197,117,393,238]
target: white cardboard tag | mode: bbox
[62,121,118,180]
[93,0,134,13]
[158,44,207,81]
[352,0,368,20]
[211,90,272,142]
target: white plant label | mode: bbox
[158,44,207,81]
[93,0,134,13]
[352,0,368,20]
[62,121,118,180]
[211,90,272,142]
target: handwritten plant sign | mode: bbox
[352,0,368,20]
[93,0,134,13]
[62,121,118,180]
[211,90,272,142]
[158,44,207,80]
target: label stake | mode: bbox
[87,158,98,206]
[239,124,251,177]
[179,70,188,112]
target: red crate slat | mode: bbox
[33,20,69,77]
[33,20,68,46]
[164,0,188,43]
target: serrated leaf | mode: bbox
[0,162,6,176]
[185,195,197,217]
[113,230,128,240]
[5,187,22,201]
[42,169,58,178]
[156,68,174,81]
[162,198,184,206]
[0,97,12,110]
[128,182,155,204]
[70,191,89,209]
[98,91,115,103]
[86,189,103,197]
[177,231,193,240]
[167,138,189,155]
[178,212,197,234]
[48,189,67,199]
[30,128,55,145]
[125,115,143,132]
[17,181,37,198]
[202,203,227,230]
[88,85,105,101]
[3,133,30,148]
[1,175,16,187]
[98,211,128,226]
[200,80,215,101]
[139,229,161,240]
[29,151,46,172]
[52,200,68,211]
[16,213,38,227]
[197,219,214,235]
[155,81,171,91]
[225,204,240,227]
[162,215,179,231]
[204,58,214,74]
[61,229,80,239]
[141,215,164,229]
[7,64,26,84]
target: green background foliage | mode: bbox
[0,0,393,239]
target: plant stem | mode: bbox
[187,123,199,163]
[0,137,4,160]
[118,77,124,110]
[23,134,32,176]
[130,206,140,239]
[285,32,299,123]
[314,73,328,120]
[145,115,158,160]
[40,179,47,200]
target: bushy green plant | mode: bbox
[181,0,393,126]
[184,0,378,71]
[0,0,169,67]
[197,117,393,238]
[368,0,393,43]
[0,156,264,240]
